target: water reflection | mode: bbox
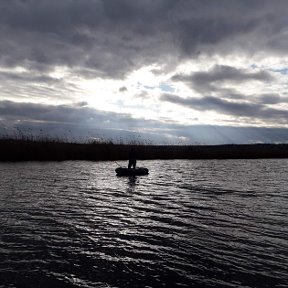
[127,176,137,191]
[0,160,287,288]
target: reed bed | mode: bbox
[0,135,288,161]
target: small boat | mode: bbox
[115,167,149,176]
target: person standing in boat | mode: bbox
[128,147,137,169]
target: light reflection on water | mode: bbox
[0,159,288,288]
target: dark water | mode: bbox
[0,159,287,288]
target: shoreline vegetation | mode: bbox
[0,137,288,161]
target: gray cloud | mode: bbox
[0,0,173,78]
[0,69,80,102]
[170,65,281,113]
[257,94,288,105]
[1,1,288,78]
[1,100,288,145]
[0,70,61,84]
[119,86,128,92]
[0,100,125,125]
[0,100,164,131]
[161,93,288,123]
[172,65,273,95]
[0,99,197,143]
[189,65,271,84]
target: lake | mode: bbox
[0,159,287,288]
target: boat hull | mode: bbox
[115,167,149,176]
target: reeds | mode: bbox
[0,128,288,161]
[0,132,288,161]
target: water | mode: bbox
[0,159,287,288]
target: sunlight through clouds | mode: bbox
[1,0,288,143]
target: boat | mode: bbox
[115,167,149,176]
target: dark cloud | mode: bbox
[1,1,288,78]
[0,0,173,77]
[0,100,163,131]
[166,64,286,123]
[1,100,288,145]
[161,93,288,123]
[0,99,195,143]
[172,65,273,94]
[0,100,122,125]
[192,65,271,83]
[257,94,285,105]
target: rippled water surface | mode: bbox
[0,159,288,288]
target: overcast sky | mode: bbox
[1,0,288,144]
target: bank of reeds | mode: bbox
[0,136,288,161]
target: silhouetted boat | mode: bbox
[115,167,149,176]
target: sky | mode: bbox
[1,0,288,144]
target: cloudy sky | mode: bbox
[1,0,288,144]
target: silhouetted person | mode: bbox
[128,148,137,169]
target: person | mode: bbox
[128,148,137,169]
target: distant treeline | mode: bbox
[0,138,288,161]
